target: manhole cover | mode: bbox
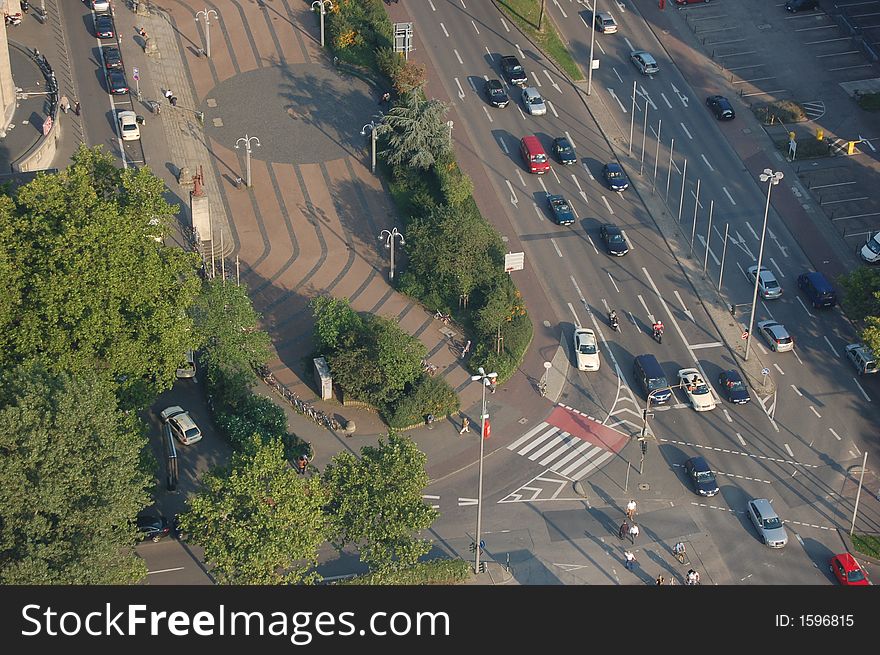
[638,483,650,491]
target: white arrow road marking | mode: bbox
[824,336,838,357]
[671,83,689,107]
[768,228,789,257]
[733,231,756,259]
[580,191,589,204]
[547,100,559,117]
[505,179,518,206]
[673,290,694,322]
[859,134,877,152]
[552,0,568,18]
[572,175,584,193]
[483,106,494,123]
[608,88,627,112]
[697,235,720,265]
[680,122,693,139]
[544,70,562,93]
[441,23,449,38]
[722,187,737,205]
[454,78,466,99]
[637,85,657,110]
[453,49,463,65]
[660,92,673,108]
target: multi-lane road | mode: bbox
[410,0,878,583]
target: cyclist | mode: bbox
[686,569,700,585]
[673,541,686,563]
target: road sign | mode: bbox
[482,419,491,440]
[761,367,770,376]
[741,330,749,340]
[504,251,524,273]
[42,116,53,136]
[132,67,140,81]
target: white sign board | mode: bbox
[504,251,525,273]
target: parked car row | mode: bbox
[90,6,141,140]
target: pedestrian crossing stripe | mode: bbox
[507,422,616,481]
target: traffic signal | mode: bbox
[640,439,648,455]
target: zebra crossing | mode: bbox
[507,422,614,480]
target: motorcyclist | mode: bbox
[652,320,664,337]
[609,309,619,329]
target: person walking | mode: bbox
[170,96,178,107]
[629,523,640,545]
[59,95,69,113]
[656,574,665,586]
[626,499,637,521]
[624,550,636,571]
[461,339,471,358]
[165,88,174,102]
[426,413,435,430]
[618,520,629,541]
[459,416,470,435]
[73,101,80,116]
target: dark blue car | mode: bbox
[718,370,750,404]
[685,456,719,497]
[602,162,629,192]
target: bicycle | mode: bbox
[538,379,547,397]
[434,310,452,325]
[673,543,687,565]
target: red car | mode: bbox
[830,553,871,585]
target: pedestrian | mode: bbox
[139,27,148,39]
[626,499,637,521]
[459,416,470,435]
[624,550,635,571]
[165,88,173,102]
[59,95,68,113]
[73,101,80,116]
[170,96,178,107]
[297,455,308,475]
[629,523,639,545]
[489,377,496,394]
[656,574,665,586]
[461,339,471,358]
[426,413,435,430]
[618,520,629,540]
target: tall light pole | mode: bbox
[586,0,598,96]
[379,228,404,280]
[195,9,218,58]
[361,121,379,173]
[312,0,334,48]
[744,168,783,361]
[470,366,497,575]
[234,135,261,188]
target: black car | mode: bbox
[706,95,735,120]
[602,162,629,192]
[484,78,509,108]
[718,370,750,404]
[599,223,629,256]
[684,456,719,497]
[106,69,129,95]
[785,0,818,11]
[94,12,115,39]
[101,45,123,70]
[547,194,575,226]
[500,55,527,86]
[553,137,577,165]
[136,513,171,542]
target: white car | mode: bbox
[573,327,600,371]
[522,87,547,116]
[117,110,140,141]
[860,231,880,263]
[677,368,716,411]
[160,406,203,445]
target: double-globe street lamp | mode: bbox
[361,120,380,173]
[379,228,404,280]
[195,8,219,58]
[312,0,334,48]
[744,168,784,361]
[235,134,261,188]
[470,366,497,575]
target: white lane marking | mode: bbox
[829,428,841,441]
[471,19,480,34]
[459,0,467,8]
[793,349,804,365]
[586,233,599,254]
[608,87,627,112]
[453,49,463,65]
[853,378,870,402]
[613,68,623,84]
[516,43,526,61]
[769,257,784,277]
[565,130,576,149]
[660,92,673,108]
[547,100,559,117]
[454,77,466,100]
[602,196,614,214]
[671,82,689,107]
[459,498,478,506]
[701,153,714,171]
[664,440,817,468]
[551,238,564,257]
[690,342,723,349]
[809,406,822,418]
[441,23,449,38]
[534,203,544,222]
[773,363,785,375]
[583,162,595,180]
[823,336,838,357]
[696,234,720,265]
[500,16,510,32]
[516,169,526,186]
[552,0,568,18]
[538,177,549,194]
[483,106,494,123]
[746,222,759,240]
[551,167,561,185]
[607,272,620,293]
[723,408,732,423]
[499,135,509,153]
[736,433,746,446]
[760,300,775,321]
[505,179,518,206]
[673,290,695,322]
[486,47,494,60]
[755,342,767,355]
[795,296,812,317]
[543,69,562,93]
[428,0,435,9]
[570,276,586,306]
[680,123,693,139]
[790,385,802,396]
[722,187,737,205]
[147,567,186,575]
[768,228,789,258]
[637,294,654,324]
[784,443,794,457]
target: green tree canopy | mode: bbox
[180,436,330,585]
[838,266,880,353]
[323,434,437,572]
[0,146,202,407]
[310,295,364,353]
[377,90,450,170]
[0,362,153,584]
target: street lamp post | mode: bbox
[195,9,218,58]
[234,135,261,188]
[361,121,379,173]
[312,0,334,48]
[470,366,497,575]
[586,0,598,96]
[379,228,404,280]
[744,168,784,361]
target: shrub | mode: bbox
[383,374,460,428]
[856,91,880,112]
[334,557,471,585]
[470,313,533,382]
[754,100,807,124]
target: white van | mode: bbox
[860,232,880,263]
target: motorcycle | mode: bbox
[20,0,29,14]
[5,12,22,25]
[652,326,663,344]
[609,311,619,332]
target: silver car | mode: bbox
[594,11,618,33]
[630,50,659,75]
[757,320,794,352]
[747,498,788,548]
[521,87,547,116]
[746,265,782,300]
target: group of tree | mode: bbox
[838,266,880,353]
[0,146,203,583]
